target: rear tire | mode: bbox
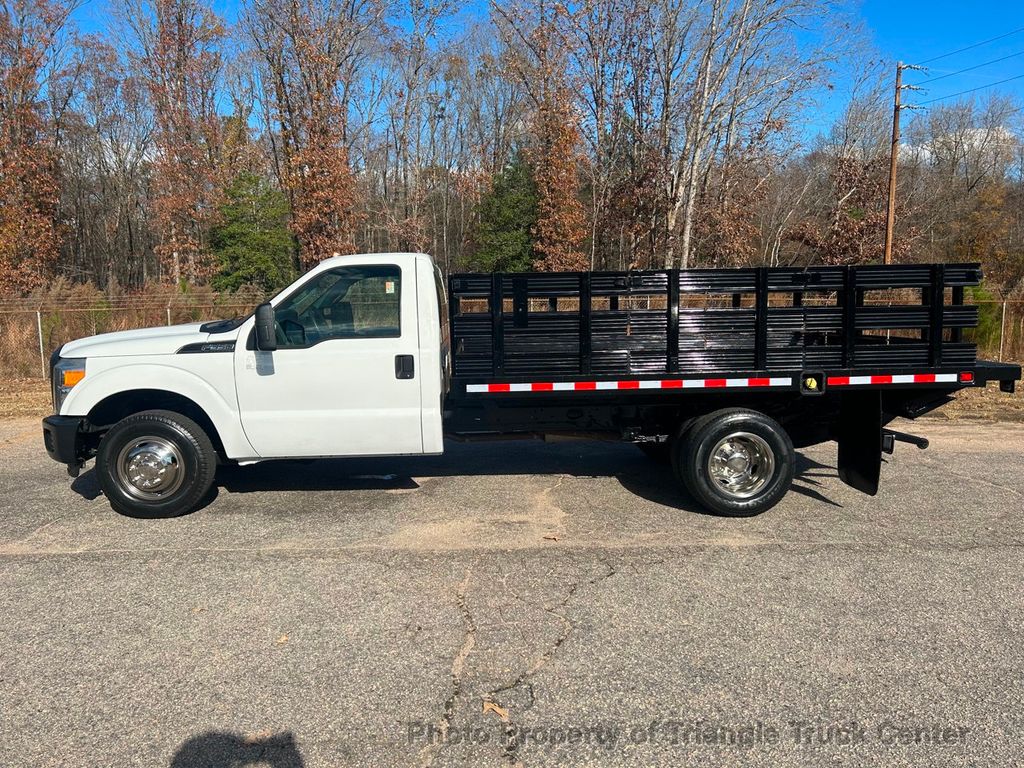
[673,408,794,516]
[96,409,216,519]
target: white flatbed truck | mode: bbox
[42,252,1021,518]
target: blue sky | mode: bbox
[861,1,1024,106]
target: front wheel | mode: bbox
[96,410,216,518]
[672,408,795,516]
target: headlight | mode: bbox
[52,357,86,413]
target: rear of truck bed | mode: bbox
[445,263,1020,514]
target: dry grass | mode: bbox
[921,381,1024,423]
[0,378,51,420]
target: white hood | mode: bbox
[60,323,211,358]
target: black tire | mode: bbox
[637,442,671,463]
[96,409,216,519]
[673,408,794,517]
[669,416,698,486]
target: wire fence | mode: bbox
[1,296,265,377]
[1,298,1022,378]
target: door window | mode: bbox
[273,265,402,347]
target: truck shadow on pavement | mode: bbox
[787,454,845,508]
[70,469,223,513]
[69,440,843,517]
[170,730,305,767]
[210,440,845,516]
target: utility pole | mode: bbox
[883,63,903,265]
[884,62,924,265]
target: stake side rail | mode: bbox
[447,263,1020,399]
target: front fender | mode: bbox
[61,360,256,460]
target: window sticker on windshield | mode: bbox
[385,280,395,294]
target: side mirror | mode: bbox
[254,303,277,351]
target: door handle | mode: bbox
[395,354,415,380]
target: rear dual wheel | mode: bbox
[671,408,795,516]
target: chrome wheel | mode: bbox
[115,436,184,501]
[706,431,775,499]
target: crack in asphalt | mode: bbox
[419,566,477,768]
[925,464,1023,499]
[485,558,619,765]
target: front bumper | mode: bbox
[42,415,86,466]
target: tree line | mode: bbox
[2,0,1023,296]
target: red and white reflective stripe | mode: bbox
[826,372,960,386]
[466,377,793,394]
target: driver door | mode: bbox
[233,261,424,457]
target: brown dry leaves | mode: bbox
[136,0,226,284]
[531,92,588,272]
[0,0,64,292]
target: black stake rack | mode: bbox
[448,263,982,382]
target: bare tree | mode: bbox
[494,0,588,270]
[244,0,385,267]
[60,35,155,286]
[118,0,224,283]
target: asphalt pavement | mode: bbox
[1,416,1022,767]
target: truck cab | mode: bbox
[43,253,449,517]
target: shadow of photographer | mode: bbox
[170,730,304,768]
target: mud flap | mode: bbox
[837,390,883,496]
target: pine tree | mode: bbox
[211,172,296,292]
[470,154,539,272]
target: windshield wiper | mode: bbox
[199,317,245,334]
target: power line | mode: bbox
[915,49,1024,84]
[916,73,1024,105]
[913,26,1024,66]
